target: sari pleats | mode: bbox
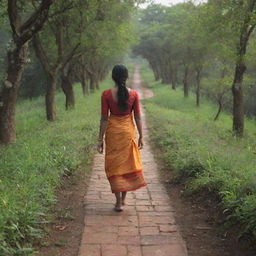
[105,113,146,193]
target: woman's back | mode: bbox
[101,88,141,116]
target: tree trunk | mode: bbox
[232,61,245,136]
[33,34,61,120]
[214,98,222,121]
[81,82,86,96]
[155,64,161,81]
[89,75,95,92]
[152,67,159,81]
[61,70,75,110]
[46,74,57,121]
[183,66,189,98]
[0,45,28,144]
[161,63,169,84]
[150,61,159,81]
[95,79,100,90]
[171,66,177,90]
[0,0,53,145]
[81,72,89,96]
[230,3,256,136]
[196,68,202,106]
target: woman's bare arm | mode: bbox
[134,114,144,149]
[97,116,108,153]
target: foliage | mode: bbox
[134,1,256,129]
[142,66,256,243]
[0,78,110,255]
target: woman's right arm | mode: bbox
[97,91,109,153]
[133,91,144,149]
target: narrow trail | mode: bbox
[78,66,188,256]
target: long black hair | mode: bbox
[112,64,129,110]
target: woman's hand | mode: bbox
[138,136,144,150]
[97,140,104,154]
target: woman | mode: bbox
[97,64,147,212]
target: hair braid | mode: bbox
[112,64,129,110]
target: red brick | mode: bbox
[150,195,169,201]
[85,215,138,226]
[138,212,171,217]
[151,200,170,206]
[127,245,142,256]
[119,226,139,235]
[84,194,101,201]
[135,193,150,200]
[117,235,140,245]
[139,216,175,226]
[101,245,127,256]
[123,199,136,206]
[84,232,117,244]
[136,205,154,212]
[141,235,182,245]
[84,225,118,233]
[79,244,100,256]
[159,225,178,233]
[154,205,174,212]
[147,185,166,192]
[136,200,152,206]
[140,226,159,235]
[142,244,188,256]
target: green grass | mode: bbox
[141,65,256,242]
[0,80,109,255]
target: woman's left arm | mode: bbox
[97,116,108,154]
[98,91,109,153]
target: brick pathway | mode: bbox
[78,66,188,256]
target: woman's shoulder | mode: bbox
[129,89,139,97]
[129,88,138,94]
[102,88,112,96]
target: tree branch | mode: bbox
[32,33,51,74]
[63,43,81,68]
[7,0,18,37]
[18,0,53,46]
[49,3,74,18]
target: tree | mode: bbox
[0,0,53,144]
[209,0,256,136]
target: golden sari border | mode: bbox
[108,170,147,193]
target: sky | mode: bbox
[139,0,206,8]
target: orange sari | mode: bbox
[105,113,146,193]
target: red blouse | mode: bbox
[101,88,141,116]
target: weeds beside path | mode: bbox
[141,64,256,255]
[0,80,109,255]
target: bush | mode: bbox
[142,67,256,243]
[0,80,108,255]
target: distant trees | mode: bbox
[134,1,256,137]
[32,0,135,117]
[0,0,138,144]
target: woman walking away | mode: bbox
[97,64,147,212]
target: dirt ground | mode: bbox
[37,168,91,256]
[155,158,256,256]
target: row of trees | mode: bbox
[134,0,256,136]
[0,0,139,145]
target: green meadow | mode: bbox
[142,66,256,242]
[0,81,109,255]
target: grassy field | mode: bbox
[0,80,110,255]
[141,65,256,243]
